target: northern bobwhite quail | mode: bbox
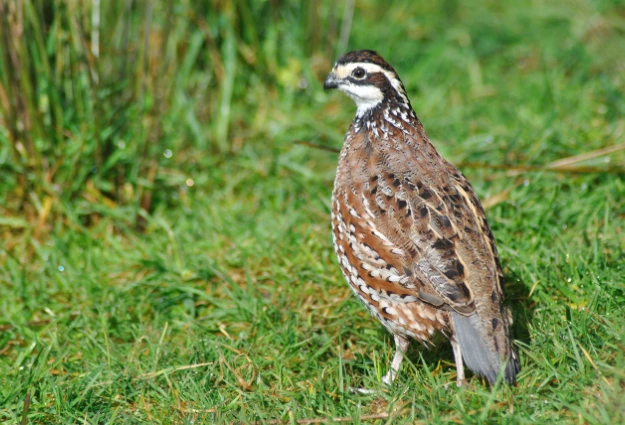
[324,50,520,387]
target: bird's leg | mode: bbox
[382,335,410,385]
[349,335,409,394]
[451,339,466,387]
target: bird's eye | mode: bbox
[352,67,366,79]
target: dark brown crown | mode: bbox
[335,50,398,75]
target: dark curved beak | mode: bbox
[324,72,339,90]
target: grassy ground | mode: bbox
[2,0,625,423]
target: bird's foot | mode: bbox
[381,371,396,386]
[348,371,395,394]
[347,386,382,395]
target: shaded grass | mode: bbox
[2,0,625,423]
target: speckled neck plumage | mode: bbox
[352,91,418,135]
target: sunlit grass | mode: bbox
[1,0,625,423]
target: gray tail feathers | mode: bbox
[451,312,520,385]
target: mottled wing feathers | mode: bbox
[337,127,506,317]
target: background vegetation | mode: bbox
[1,0,625,423]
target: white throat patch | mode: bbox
[338,83,384,117]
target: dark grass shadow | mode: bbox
[503,268,534,348]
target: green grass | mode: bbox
[2,0,625,423]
